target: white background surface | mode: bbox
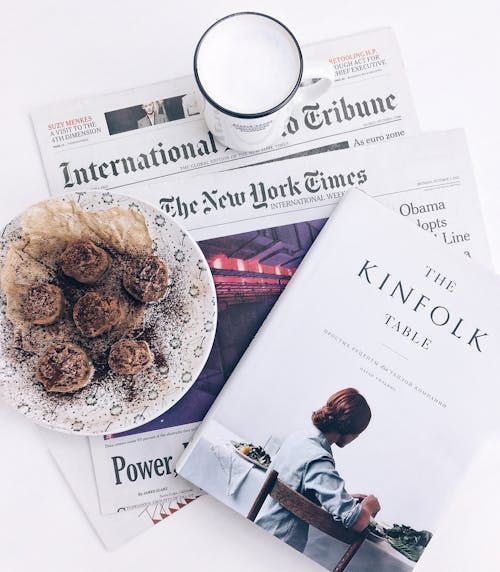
[1,1,500,571]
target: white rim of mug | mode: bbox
[193,12,304,120]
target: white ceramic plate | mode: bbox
[0,191,217,435]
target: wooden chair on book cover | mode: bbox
[247,470,367,572]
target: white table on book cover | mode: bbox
[2,1,500,572]
[180,420,413,571]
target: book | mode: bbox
[177,188,500,571]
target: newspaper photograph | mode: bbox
[89,130,490,513]
[32,27,418,197]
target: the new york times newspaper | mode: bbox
[34,27,425,546]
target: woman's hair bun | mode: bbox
[312,388,371,435]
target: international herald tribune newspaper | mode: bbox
[32,27,418,197]
[32,27,428,533]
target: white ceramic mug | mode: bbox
[193,12,335,153]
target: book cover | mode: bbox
[178,188,500,571]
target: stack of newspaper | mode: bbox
[32,26,490,561]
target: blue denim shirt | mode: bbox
[255,427,362,552]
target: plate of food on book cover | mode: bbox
[230,441,272,470]
[0,191,217,435]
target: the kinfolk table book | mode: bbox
[177,188,500,571]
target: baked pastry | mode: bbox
[36,342,92,392]
[123,255,168,302]
[60,239,110,284]
[108,339,152,375]
[73,292,123,338]
[23,284,64,325]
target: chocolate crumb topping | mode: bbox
[108,339,152,375]
[36,342,92,392]
[123,255,168,302]
[73,292,123,338]
[61,239,110,284]
[23,284,64,325]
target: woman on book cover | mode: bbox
[255,388,381,552]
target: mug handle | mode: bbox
[295,59,336,104]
